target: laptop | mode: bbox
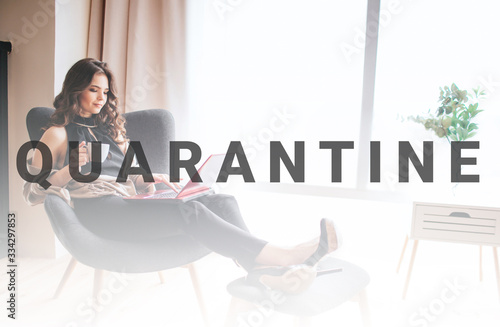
[124,154,225,203]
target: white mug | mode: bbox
[87,143,110,163]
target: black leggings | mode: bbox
[73,194,268,270]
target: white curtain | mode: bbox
[87,0,187,132]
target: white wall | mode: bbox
[0,0,90,258]
[1,0,57,258]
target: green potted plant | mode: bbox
[409,83,485,142]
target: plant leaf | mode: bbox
[468,123,478,131]
[471,109,483,117]
[457,126,468,140]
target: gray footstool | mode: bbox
[225,257,370,326]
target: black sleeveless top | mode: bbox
[64,115,125,177]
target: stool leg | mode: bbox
[402,239,419,300]
[493,247,500,301]
[224,296,257,327]
[396,235,409,273]
[358,288,371,327]
[53,257,78,299]
[294,316,312,327]
[158,271,165,284]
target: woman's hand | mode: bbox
[151,173,182,193]
[69,141,90,170]
[133,173,182,193]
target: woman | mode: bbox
[25,58,340,294]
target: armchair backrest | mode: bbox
[26,107,175,173]
[25,108,210,272]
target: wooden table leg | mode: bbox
[493,247,500,301]
[396,235,409,274]
[402,239,419,300]
[479,246,483,282]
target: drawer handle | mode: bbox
[449,211,471,218]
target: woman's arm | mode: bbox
[31,127,89,188]
[133,173,182,193]
[116,133,180,193]
[134,173,182,192]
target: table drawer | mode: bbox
[411,202,500,246]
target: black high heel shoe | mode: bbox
[304,218,342,267]
[246,264,317,294]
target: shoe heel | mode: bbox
[304,218,341,266]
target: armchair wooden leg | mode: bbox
[187,263,210,327]
[403,239,419,300]
[158,271,165,284]
[93,269,104,301]
[53,257,78,299]
[396,235,409,273]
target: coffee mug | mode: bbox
[87,143,110,163]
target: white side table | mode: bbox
[399,202,500,299]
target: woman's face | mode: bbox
[78,73,109,117]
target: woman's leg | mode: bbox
[253,241,320,267]
[192,194,252,233]
[183,194,334,269]
[180,195,268,270]
[73,196,186,240]
[74,195,337,271]
[75,194,271,270]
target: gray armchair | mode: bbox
[26,107,211,325]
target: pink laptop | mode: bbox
[124,154,225,203]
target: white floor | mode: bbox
[1,189,499,327]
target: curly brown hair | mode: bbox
[48,58,127,144]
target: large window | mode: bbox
[187,0,368,187]
[371,0,500,201]
[187,0,500,200]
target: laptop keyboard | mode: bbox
[147,191,178,199]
